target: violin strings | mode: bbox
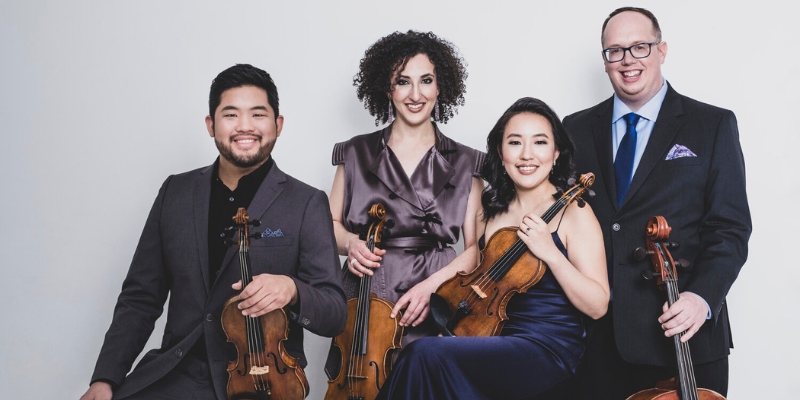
[239,237,261,392]
[660,243,698,400]
[459,198,568,312]
[349,233,376,397]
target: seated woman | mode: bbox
[376,97,609,400]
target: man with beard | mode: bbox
[80,64,346,400]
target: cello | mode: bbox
[221,208,309,400]
[430,173,594,337]
[626,216,725,400]
[325,203,403,400]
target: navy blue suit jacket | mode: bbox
[563,84,751,366]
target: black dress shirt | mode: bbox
[207,157,273,285]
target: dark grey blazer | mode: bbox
[90,160,346,399]
[563,83,751,366]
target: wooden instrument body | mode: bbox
[430,173,594,338]
[625,216,725,400]
[434,227,546,337]
[325,294,403,400]
[626,388,725,400]
[221,299,309,400]
[221,207,309,400]
[325,203,402,400]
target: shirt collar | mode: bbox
[211,156,274,190]
[612,77,668,123]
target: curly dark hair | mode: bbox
[481,97,577,221]
[354,30,467,125]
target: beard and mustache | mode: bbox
[214,134,275,168]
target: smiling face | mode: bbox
[602,10,667,111]
[205,85,283,171]
[501,113,560,193]
[390,53,439,128]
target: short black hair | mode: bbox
[354,30,467,125]
[208,64,279,122]
[601,7,662,46]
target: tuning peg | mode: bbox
[675,259,690,269]
[633,247,652,261]
[665,241,680,249]
[382,228,391,238]
[587,189,595,197]
[224,225,236,232]
[576,198,586,208]
[641,270,660,280]
[249,219,261,227]
[385,219,396,228]
[223,238,236,247]
[249,233,262,240]
[567,177,576,186]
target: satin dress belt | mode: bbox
[381,236,446,249]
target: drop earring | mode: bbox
[551,161,556,175]
[388,102,394,124]
[434,100,440,121]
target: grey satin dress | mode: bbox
[332,124,485,344]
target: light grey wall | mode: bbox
[1,0,795,398]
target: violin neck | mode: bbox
[239,241,254,287]
[237,239,266,354]
[541,197,567,225]
[665,279,699,400]
[352,239,376,355]
[485,198,567,282]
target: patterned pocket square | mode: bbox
[665,144,697,160]
[261,228,284,238]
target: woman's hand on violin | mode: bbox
[346,238,385,278]
[233,274,298,317]
[517,213,560,262]
[659,291,709,342]
[79,381,112,400]
[390,278,439,327]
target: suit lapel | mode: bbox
[592,98,618,209]
[193,165,213,295]
[624,85,684,205]
[216,160,286,280]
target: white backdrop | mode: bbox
[1,1,796,398]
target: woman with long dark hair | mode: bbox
[377,97,609,400]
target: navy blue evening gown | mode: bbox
[376,232,586,400]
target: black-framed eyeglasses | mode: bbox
[602,41,661,63]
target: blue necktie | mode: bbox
[614,113,640,207]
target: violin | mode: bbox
[430,173,594,337]
[325,203,403,400]
[626,216,725,400]
[221,208,309,400]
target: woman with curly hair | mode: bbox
[376,98,609,399]
[327,30,485,347]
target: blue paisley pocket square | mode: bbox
[665,144,697,160]
[260,228,284,238]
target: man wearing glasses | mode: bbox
[564,7,751,399]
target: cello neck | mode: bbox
[660,242,699,400]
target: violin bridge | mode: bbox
[470,285,487,299]
[249,365,269,375]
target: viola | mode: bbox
[626,216,725,400]
[430,173,594,337]
[221,208,309,400]
[325,203,403,400]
